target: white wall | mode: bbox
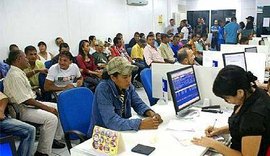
[185,0,256,26]
[257,0,270,6]
[0,0,179,60]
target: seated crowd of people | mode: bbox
[0,15,269,156]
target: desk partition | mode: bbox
[203,51,266,83]
[151,63,228,108]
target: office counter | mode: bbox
[71,102,231,156]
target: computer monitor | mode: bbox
[222,52,247,71]
[244,47,257,53]
[167,66,200,117]
[0,136,17,156]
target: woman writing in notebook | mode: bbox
[192,65,270,156]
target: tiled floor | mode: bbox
[27,86,149,156]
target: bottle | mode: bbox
[161,77,168,104]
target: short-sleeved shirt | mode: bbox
[143,44,165,66]
[24,60,45,87]
[4,66,36,104]
[224,22,240,44]
[46,63,81,88]
[228,88,270,155]
[92,52,108,65]
[159,43,175,62]
[131,44,144,60]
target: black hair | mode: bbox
[146,34,154,40]
[239,37,249,44]
[24,45,37,54]
[113,37,121,45]
[231,17,237,22]
[239,21,245,29]
[9,44,19,51]
[78,40,90,60]
[6,50,23,65]
[59,51,73,61]
[88,35,96,42]
[59,42,69,51]
[134,32,140,36]
[213,65,257,98]
[38,41,47,47]
[116,33,122,38]
[139,33,145,38]
[102,68,119,79]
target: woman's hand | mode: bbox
[191,136,219,148]
[205,126,222,137]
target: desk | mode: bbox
[71,102,231,156]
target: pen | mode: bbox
[212,119,217,129]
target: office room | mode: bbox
[1,0,270,156]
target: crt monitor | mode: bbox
[0,136,17,156]
[244,47,257,53]
[222,52,247,71]
[167,66,200,117]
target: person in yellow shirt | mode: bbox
[130,39,147,83]
[24,45,48,87]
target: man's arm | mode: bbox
[0,95,8,120]
[44,79,74,92]
[23,98,57,116]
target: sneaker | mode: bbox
[34,151,48,156]
[52,139,65,149]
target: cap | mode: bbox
[106,57,138,75]
[246,16,254,20]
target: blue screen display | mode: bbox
[0,142,13,156]
[169,67,200,110]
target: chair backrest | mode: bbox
[44,60,52,69]
[0,79,3,92]
[126,47,132,56]
[57,87,94,139]
[38,73,52,101]
[0,135,17,156]
[140,68,158,106]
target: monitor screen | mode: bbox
[222,52,247,71]
[167,66,200,115]
[0,136,17,156]
[244,47,257,53]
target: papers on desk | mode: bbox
[166,119,196,132]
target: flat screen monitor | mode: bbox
[222,52,247,71]
[0,136,17,156]
[167,66,200,117]
[244,47,257,53]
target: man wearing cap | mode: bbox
[87,57,163,137]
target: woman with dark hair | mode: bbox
[37,41,54,64]
[76,40,102,92]
[192,65,270,156]
[88,35,96,54]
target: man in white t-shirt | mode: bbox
[44,51,83,94]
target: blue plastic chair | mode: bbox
[44,60,52,69]
[140,68,159,106]
[126,47,132,56]
[38,73,53,102]
[57,87,94,151]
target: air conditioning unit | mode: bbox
[127,0,148,6]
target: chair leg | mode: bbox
[64,134,72,152]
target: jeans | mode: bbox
[0,117,36,156]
